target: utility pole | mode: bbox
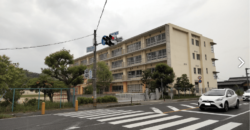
[93,30,97,108]
[246,68,250,89]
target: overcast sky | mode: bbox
[0,0,249,81]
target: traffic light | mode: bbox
[84,69,89,78]
[102,35,115,46]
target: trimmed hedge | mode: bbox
[78,96,117,105]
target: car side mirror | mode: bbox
[227,94,232,97]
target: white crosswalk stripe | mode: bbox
[177,119,218,130]
[190,103,198,105]
[213,122,242,130]
[54,109,242,130]
[181,104,196,108]
[123,115,182,128]
[151,107,163,113]
[243,103,249,105]
[141,117,199,130]
[109,114,166,125]
[167,106,179,111]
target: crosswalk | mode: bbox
[54,108,242,130]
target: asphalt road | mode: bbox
[0,100,249,130]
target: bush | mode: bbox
[236,89,244,96]
[78,96,117,105]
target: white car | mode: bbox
[198,88,239,112]
[242,89,250,101]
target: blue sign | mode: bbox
[102,35,107,45]
[89,69,92,79]
[87,46,95,53]
[110,31,119,36]
[199,80,202,83]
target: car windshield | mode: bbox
[245,90,250,93]
[204,90,225,96]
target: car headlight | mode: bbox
[216,98,224,101]
[199,97,202,101]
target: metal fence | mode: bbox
[115,93,145,102]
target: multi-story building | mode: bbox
[73,23,218,94]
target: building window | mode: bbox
[74,62,79,66]
[112,60,123,68]
[128,70,142,79]
[146,33,166,47]
[213,73,217,79]
[198,68,201,74]
[192,39,194,45]
[206,68,208,74]
[81,59,87,65]
[212,60,215,67]
[127,55,142,66]
[193,53,195,59]
[197,54,200,60]
[112,86,123,92]
[204,42,206,47]
[89,57,94,64]
[128,84,142,93]
[146,49,166,62]
[196,40,199,46]
[113,73,123,80]
[99,52,108,60]
[205,55,207,60]
[112,48,122,57]
[194,68,196,74]
[207,82,209,88]
[105,87,109,92]
[127,41,141,53]
[211,45,214,53]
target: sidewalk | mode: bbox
[9,98,198,118]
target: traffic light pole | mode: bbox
[93,30,97,108]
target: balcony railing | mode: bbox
[146,39,166,48]
[111,49,125,58]
[147,55,167,63]
[111,62,124,70]
[127,60,142,66]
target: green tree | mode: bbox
[141,69,153,99]
[42,49,87,102]
[28,74,67,102]
[152,63,175,92]
[174,74,194,96]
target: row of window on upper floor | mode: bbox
[194,67,217,79]
[191,39,214,53]
[192,53,216,67]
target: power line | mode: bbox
[96,0,107,31]
[0,34,93,50]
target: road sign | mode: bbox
[199,80,202,83]
[117,37,123,42]
[89,69,92,79]
[87,46,95,53]
[198,76,202,80]
[110,31,119,36]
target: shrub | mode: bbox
[236,89,244,96]
[26,99,37,106]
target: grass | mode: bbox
[0,114,13,119]
[21,95,44,98]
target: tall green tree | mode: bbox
[141,69,153,99]
[152,63,175,92]
[174,74,194,96]
[28,74,67,102]
[42,49,87,102]
[88,61,113,94]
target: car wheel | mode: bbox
[235,100,239,109]
[224,102,229,112]
[199,107,205,111]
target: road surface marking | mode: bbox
[69,110,132,117]
[163,107,199,114]
[190,103,198,105]
[213,122,242,130]
[77,111,142,118]
[182,110,235,117]
[240,104,242,106]
[87,111,143,119]
[243,103,248,105]
[123,115,182,128]
[181,104,196,108]
[65,126,80,130]
[109,114,166,125]
[167,106,179,111]
[141,117,199,130]
[151,107,163,113]
[98,112,154,122]
[177,120,218,130]
[223,110,250,121]
[55,109,111,116]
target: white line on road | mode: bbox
[98,112,154,122]
[177,120,218,130]
[181,104,196,108]
[213,122,242,130]
[123,115,182,128]
[167,106,179,111]
[76,111,141,118]
[109,114,166,125]
[151,107,163,113]
[65,126,80,130]
[87,111,143,119]
[222,110,250,121]
[182,110,235,117]
[190,103,198,106]
[243,103,249,105]
[141,117,199,130]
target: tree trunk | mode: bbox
[48,93,53,102]
[44,91,46,101]
[67,89,70,102]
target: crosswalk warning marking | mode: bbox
[109,114,166,125]
[167,106,179,111]
[123,115,182,128]
[76,110,142,118]
[182,110,235,117]
[190,103,198,105]
[177,119,218,130]
[65,110,129,117]
[151,107,163,113]
[213,122,242,130]
[98,112,154,122]
[55,109,111,116]
[141,117,199,130]
[87,111,143,119]
[181,104,196,108]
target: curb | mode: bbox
[106,103,141,108]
